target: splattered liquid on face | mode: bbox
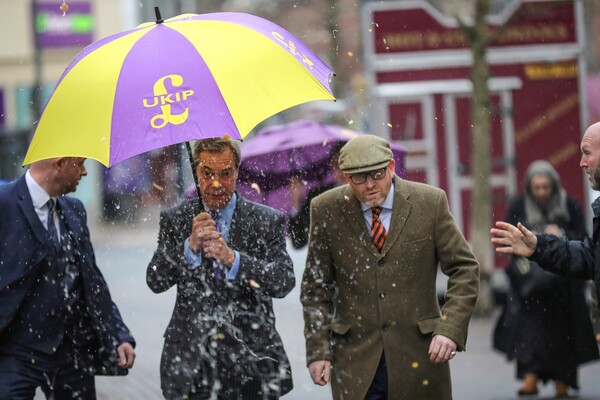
[196,148,238,209]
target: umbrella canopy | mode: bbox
[236,119,406,214]
[23,11,335,167]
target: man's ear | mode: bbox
[53,157,66,169]
[343,173,351,184]
[388,159,396,173]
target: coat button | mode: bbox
[378,259,385,266]
[379,291,386,299]
[382,323,389,331]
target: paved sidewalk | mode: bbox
[36,209,600,399]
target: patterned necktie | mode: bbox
[371,206,387,252]
[209,210,222,287]
[47,199,60,249]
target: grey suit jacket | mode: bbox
[147,194,295,398]
[301,177,479,400]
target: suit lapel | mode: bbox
[341,178,412,257]
[15,176,53,251]
[228,195,247,248]
[57,197,72,228]
[380,177,412,256]
[183,200,202,240]
[56,197,82,245]
[341,186,380,257]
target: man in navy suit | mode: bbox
[0,157,136,399]
[147,138,295,399]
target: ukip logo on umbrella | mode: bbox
[272,31,315,69]
[143,74,195,129]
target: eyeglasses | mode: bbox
[348,167,387,184]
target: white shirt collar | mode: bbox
[25,170,52,209]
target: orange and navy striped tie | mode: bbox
[371,206,387,252]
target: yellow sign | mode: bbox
[524,62,578,80]
[381,22,570,53]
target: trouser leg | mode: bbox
[364,352,388,400]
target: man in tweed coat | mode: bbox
[147,138,295,399]
[301,135,480,400]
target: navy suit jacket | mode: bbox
[0,175,135,375]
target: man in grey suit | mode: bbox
[301,135,480,400]
[147,138,295,400]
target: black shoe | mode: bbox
[517,387,538,397]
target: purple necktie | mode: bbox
[209,210,222,287]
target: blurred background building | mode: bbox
[2,0,600,235]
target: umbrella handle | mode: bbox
[186,142,204,210]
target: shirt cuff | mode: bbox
[184,238,203,269]
[226,251,241,279]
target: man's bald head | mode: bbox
[28,157,87,197]
[580,122,600,191]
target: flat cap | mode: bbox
[338,135,393,174]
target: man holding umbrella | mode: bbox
[147,138,295,399]
[0,157,136,399]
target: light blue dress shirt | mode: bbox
[184,193,241,280]
[360,180,394,233]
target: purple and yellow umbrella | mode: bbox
[23,9,335,167]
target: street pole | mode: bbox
[30,0,43,130]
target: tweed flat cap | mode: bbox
[338,135,393,174]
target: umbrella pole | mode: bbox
[185,142,204,210]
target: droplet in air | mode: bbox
[60,1,69,16]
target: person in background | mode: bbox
[101,154,151,223]
[590,285,600,342]
[147,138,295,399]
[490,122,600,322]
[0,157,136,399]
[492,160,598,397]
[301,135,479,400]
[288,144,346,249]
[492,122,600,332]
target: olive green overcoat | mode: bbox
[301,177,480,400]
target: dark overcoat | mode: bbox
[532,197,600,317]
[494,194,599,387]
[147,195,295,398]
